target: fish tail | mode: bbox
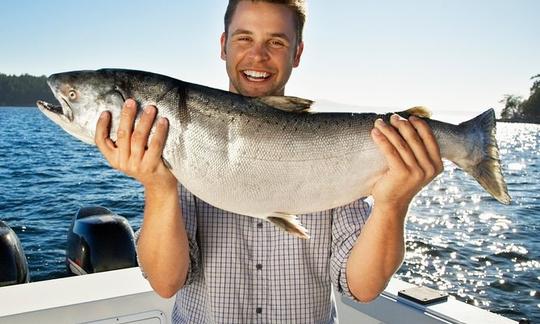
[457,109,511,204]
[267,213,310,239]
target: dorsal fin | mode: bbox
[404,106,432,118]
[256,96,314,113]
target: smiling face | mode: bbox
[221,1,304,97]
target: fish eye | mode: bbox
[68,90,77,101]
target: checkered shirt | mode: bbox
[158,185,371,323]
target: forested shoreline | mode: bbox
[498,74,540,124]
[0,73,56,106]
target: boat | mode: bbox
[0,208,518,323]
[0,268,517,323]
[0,220,30,286]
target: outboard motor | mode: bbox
[66,206,137,275]
[0,220,30,286]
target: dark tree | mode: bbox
[0,73,57,107]
[500,74,540,123]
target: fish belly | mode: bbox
[169,125,386,217]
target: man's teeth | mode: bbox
[243,70,270,79]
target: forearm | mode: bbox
[344,113,442,302]
[137,183,190,298]
[345,202,407,302]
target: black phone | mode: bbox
[398,286,449,305]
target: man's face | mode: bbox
[221,1,303,97]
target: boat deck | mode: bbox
[0,267,515,323]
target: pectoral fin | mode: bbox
[267,213,310,239]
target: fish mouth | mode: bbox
[37,96,96,145]
[36,96,74,122]
[37,100,62,114]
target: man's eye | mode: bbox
[270,40,285,47]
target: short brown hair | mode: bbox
[224,0,307,43]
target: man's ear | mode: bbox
[293,41,304,67]
[220,32,227,60]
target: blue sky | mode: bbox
[0,0,538,118]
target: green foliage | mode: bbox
[500,74,540,123]
[0,73,56,107]
[499,94,523,119]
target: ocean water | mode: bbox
[0,107,538,322]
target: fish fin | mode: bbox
[404,106,432,118]
[257,96,314,113]
[267,213,310,239]
[458,109,511,204]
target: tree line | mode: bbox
[0,73,56,107]
[499,74,540,123]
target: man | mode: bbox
[95,0,443,322]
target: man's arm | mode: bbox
[95,99,190,298]
[346,114,443,302]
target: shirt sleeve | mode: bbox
[134,184,201,286]
[330,196,372,299]
[179,184,201,286]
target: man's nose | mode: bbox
[247,42,270,62]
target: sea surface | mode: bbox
[0,107,538,322]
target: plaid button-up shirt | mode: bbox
[164,185,371,323]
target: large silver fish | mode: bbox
[37,69,510,238]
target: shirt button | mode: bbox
[257,222,263,229]
[256,264,263,270]
[256,307,263,314]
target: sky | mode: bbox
[0,0,539,119]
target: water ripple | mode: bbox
[397,121,540,321]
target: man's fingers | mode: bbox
[409,116,444,174]
[373,117,418,168]
[117,99,137,167]
[130,105,157,161]
[389,115,432,173]
[144,117,169,166]
[95,111,116,155]
[371,120,407,172]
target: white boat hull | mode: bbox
[0,267,515,324]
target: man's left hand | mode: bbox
[370,114,444,212]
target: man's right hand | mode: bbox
[94,98,177,191]
[95,99,189,297]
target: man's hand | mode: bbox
[96,99,189,297]
[370,114,443,211]
[346,114,444,302]
[94,98,177,191]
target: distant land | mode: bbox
[498,74,540,124]
[0,73,56,107]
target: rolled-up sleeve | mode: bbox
[330,197,372,298]
[180,185,201,286]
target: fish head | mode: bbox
[37,69,133,145]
